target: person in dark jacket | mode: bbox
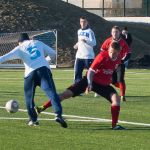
[121,27,133,68]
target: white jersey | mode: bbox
[0,40,56,77]
[75,28,96,59]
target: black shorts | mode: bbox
[67,76,117,102]
[112,64,125,84]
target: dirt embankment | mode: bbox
[0,0,150,68]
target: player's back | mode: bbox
[18,40,50,76]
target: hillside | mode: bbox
[0,0,150,67]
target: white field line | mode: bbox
[1,106,150,126]
[126,72,150,74]
[0,117,106,122]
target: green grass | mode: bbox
[0,69,150,150]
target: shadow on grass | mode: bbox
[67,123,112,131]
[61,122,150,131]
[125,126,150,131]
[30,121,150,131]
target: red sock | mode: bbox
[111,105,120,128]
[119,82,126,96]
[114,83,119,88]
[43,100,52,109]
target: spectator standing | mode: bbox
[73,16,96,84]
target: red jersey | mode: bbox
[101,37,130,59]
[90,51,121,86]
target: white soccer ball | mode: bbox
[5,100,19,113]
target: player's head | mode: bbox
[122,26,128,35]
[80,16,88,29]
[108,42,121,60]
[124,26,128,31]
[111,26,120,40]
[18,33,30,43]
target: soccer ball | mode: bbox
[5,100,19,113]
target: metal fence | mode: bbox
[63,0,150,17]
[0,30,57,68]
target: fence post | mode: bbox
[124,0,126,17]
[102,0,104,17]
[146,0,148,16]
[82,0,84,8]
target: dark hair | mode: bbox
[80,16,87,20]
[112,26,120,31]
[110,42,120,51]
[124,26,128,30]
[18,33,30,42]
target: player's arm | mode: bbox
[73,43,78,49]
[86,53,104,93]
[85,30,96,47]
[100,39,109,52]
[122,53,131,63]
[86,68,95,93]
[0,47,20,64]
[121,41,131,63]
[42,42,56,62]
[73,30,79,49]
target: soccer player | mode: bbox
[35,42,125,130]
[0,33,67,128]
[97,26,131,101]
[73,16,96,83]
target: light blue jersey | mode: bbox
[0,40,56,77]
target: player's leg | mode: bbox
[39,67,62,116]
[38,67,67,128]
[24,72,38,125]
[92,82,125,130]
[35,76,88,113]
[35,89,73,113]
[84,58,98,97]
[124,59,129,68]
[74,58,84,83]
[112,70,119,88]
[110,93,121,129]
[111,93,125,130]
[84,59,94,69]
[116,64,126,101]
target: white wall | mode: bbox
[104,17,150,24]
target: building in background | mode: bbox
[62,0,149,17]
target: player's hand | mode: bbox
[80,39,86,43]
[85,84,92,95]
[121,59,124,64]
[73,44,78,49]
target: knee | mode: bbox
[111,93,120,106]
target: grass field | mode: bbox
[0,69,150,150]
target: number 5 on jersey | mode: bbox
[27,46,41,60]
